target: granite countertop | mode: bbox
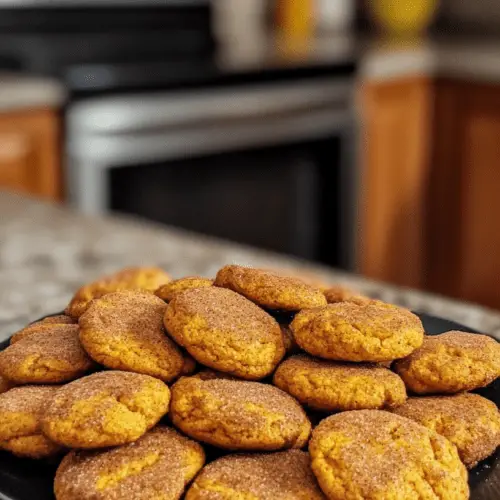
[0,73,66,112]
[1,191,500,342]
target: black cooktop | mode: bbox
[0,4,357,97]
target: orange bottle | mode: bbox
[276,0,315,37]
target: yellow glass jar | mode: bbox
[276,0,315,37]
[370,0,437,35]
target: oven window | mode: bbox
[110,139,342,265]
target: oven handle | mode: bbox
[69,77,353,134]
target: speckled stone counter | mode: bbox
[1,191,500,341]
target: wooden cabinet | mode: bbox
[360,77,433,288]
[0,109,61,201]
[361,77,500,309]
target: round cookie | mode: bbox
[79,291,184,382]
[42,371,170,449]
[65,267,170,319]
[11,315,75,345]
[392,393,500,468]
[214,265,327,311]
[54,426,205,500]
[170,376,311,451]
[394,331,500,394]
[291,301,424,362]
[164,287,284,380]
[274,355,407,411]
[155,277,213,302]
[323,285,371,305]
[0,325,94,384]
[309,410,469,500]
[0,385,62,458]
[186,450,326,500]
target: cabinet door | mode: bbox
[429,81,500,309]
[0,109,61,200]
[360,77,433,288]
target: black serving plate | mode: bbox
[0,312,498,500]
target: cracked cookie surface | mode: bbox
[391,393,500,468]
[0,385,63,458]
[186,450,326,500]
[394,331,500,394]
[0,325,94,384]
[214,265,327,311]
[170,376,311,451]
[309,410,469,500]
[273,354,407,411]
[164,287,284,380]
[79,291,184,382]
[54,426,204,500]
[41,371,170,448]
[291,301,424,362]
[65,267,170,319]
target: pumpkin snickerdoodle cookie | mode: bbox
[274,354,407,411]
[0,325,94,384]
[394,331,500,394]
[170,376,311,451]
[291,301,424,362]
[323,285,371,305]
[11,314,77,344]
[392,393,500,468]
[0,385,63,458]
[0,375,11,394]
[11,319,76,345]
[79,291,184,382]
[164,287,285,380]
[54,426,205,500]
[214,265,327,311]
[41,371,170,449]
[65,267,170,319]
[310,410,469,500]
[155,276,213,302]
[186,450,326,500]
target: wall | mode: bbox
[440,0,500,30]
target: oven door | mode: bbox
[67,77,356,266]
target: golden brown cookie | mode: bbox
[394,331,500,394]
[42,371,170,449]
[310,410,469,500]
[10,316,75,345]
[79,291,184,382]
[267,268,332,291]
[291,301,424,362]
[391,393,500,468]
[164,287,284,380]
[273,355,407,411]
[0,385,62,458]
[40,315,75,325]
[0,325,94,384]
[186,450,325,500]
[54,426,205,500]
[65,267,170,319]
[155,277,213,302]
[214,265,327,311]
[323,285,371,305]
[170,376,311,451]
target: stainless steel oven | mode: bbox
[67,76,357,269]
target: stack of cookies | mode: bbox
[0,265,499,500]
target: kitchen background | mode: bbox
[1,0,500,310]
